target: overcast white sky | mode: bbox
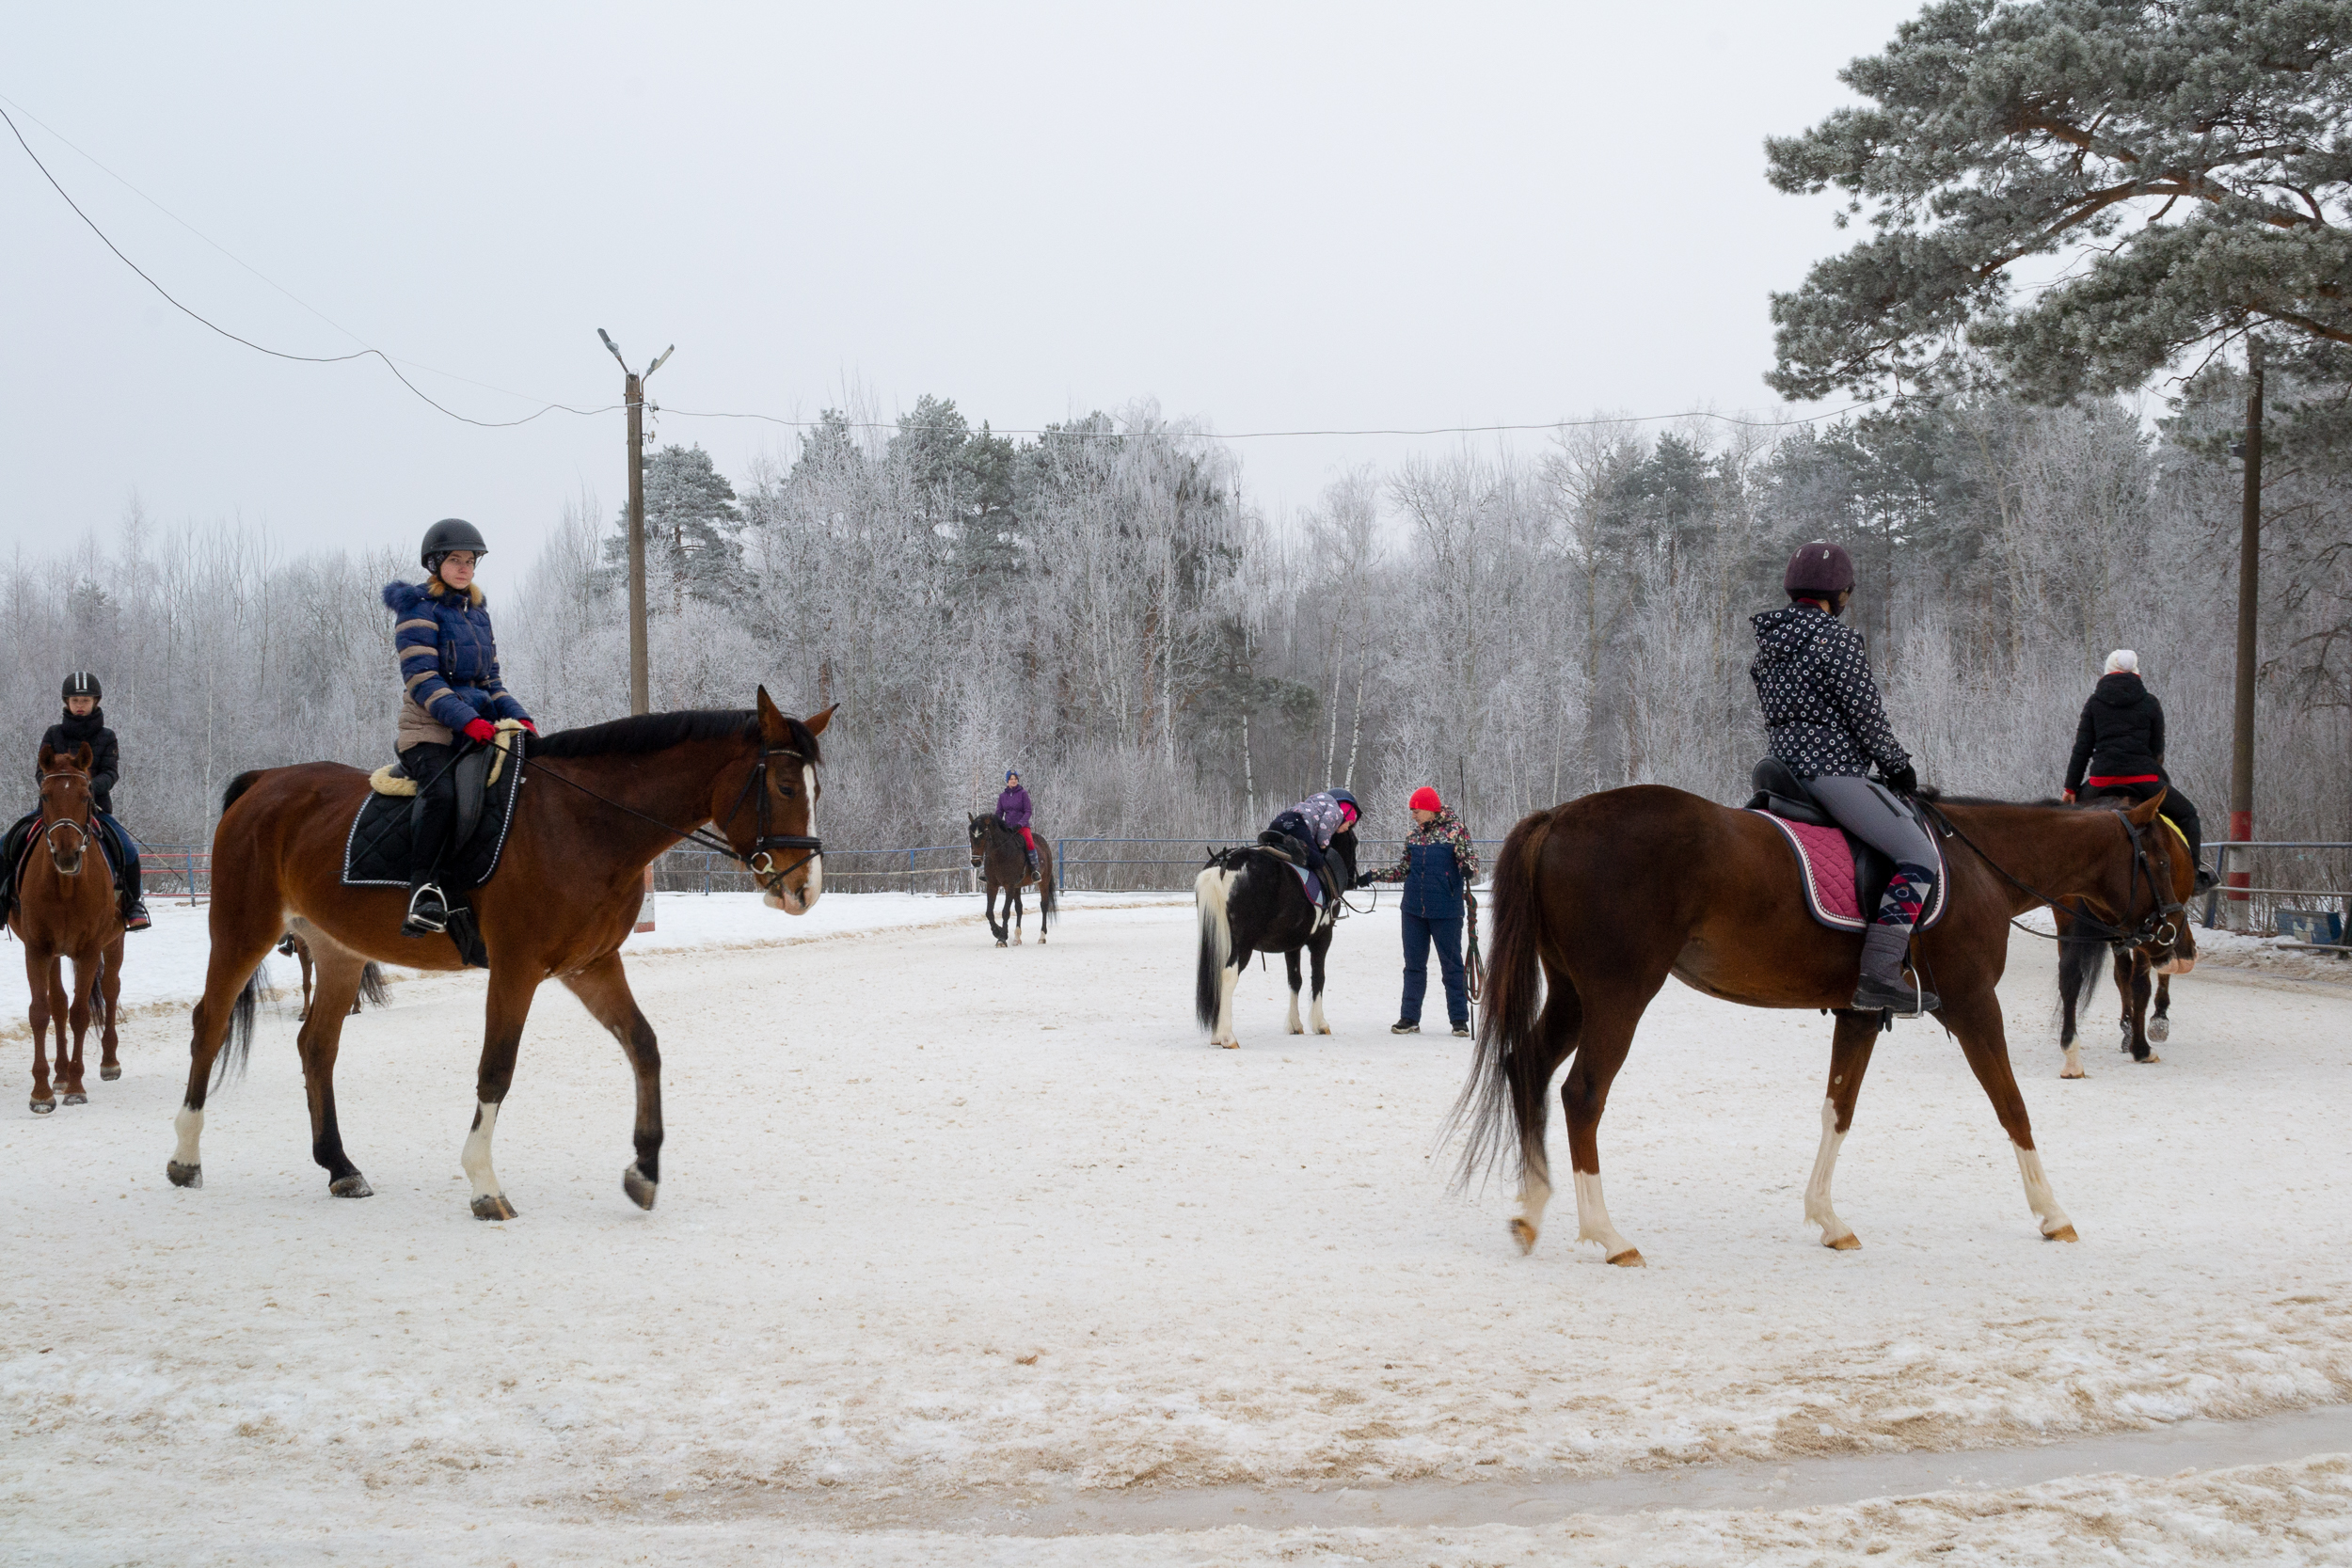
[3,1,1917,567]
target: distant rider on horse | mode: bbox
[996,769,1039,880]
[382,519,535,938]
[1751,541,1938,1014]
[1264,788,1360,909]
[2063,650,2213,889]
[5,673,152,931]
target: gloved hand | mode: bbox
[1883,764,1918,797]
[518,719,538,735]
[2061,788,2076,804]
[462,718,499,744]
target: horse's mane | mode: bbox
[533,708,822,763]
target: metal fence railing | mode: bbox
[2201,841,2352,952]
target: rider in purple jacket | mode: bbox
[995,770,1038,879]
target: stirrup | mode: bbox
[1850,974,1939,1017]
[401,884,451,937]
[123,900,152,932]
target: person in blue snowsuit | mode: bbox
[1359,786,1481,1036]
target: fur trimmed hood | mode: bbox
[383,578,486,612]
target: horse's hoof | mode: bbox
[1316,1025,1332,1036]
[1219,1039,1239,1051]
[62,1092,87,1106]
[31,1098,55,1116]
[623,1164,658,1211]
[2059,1066,2086,1080]
[1287,1023,1305,1036]
[470,1195,518,1221]
[328,1174,373,1198]
[166,1161,200,1188]
[1824,1230,1861,1251]
[2043,1224,2079,1243]
[1605,1247,1646,1267]
[2135,1053,2161,1066]
[1508,1218,1538,1255]
[101,1065,120,1082]
[2148,1017,2170,1043]
[995,940,1009,949]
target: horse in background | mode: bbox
[968,813,1055,946]
[276,928,390,1022]
[10,744,124,1112]
[1193,828,1357,1048]
[2055,809,2196,1074]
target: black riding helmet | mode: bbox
[63,672,102,703]
[1784,541,1855,597]
[421,517,488,573]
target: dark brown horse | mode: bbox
[167,691,833,1217]
[1454,786,2185,1264]
[967,813,1055,946]
[11,745,124,1112]
[2057,814,2197,1075]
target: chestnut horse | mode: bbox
[11,744,125,1112]
[1454,786,2185,1263]
[167,691,833,1217]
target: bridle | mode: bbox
[38,769,92,864]
[528,735,821,898]
[1924,800,2186,952]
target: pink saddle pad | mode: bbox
[1744,810,1948,933]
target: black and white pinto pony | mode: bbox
[1192,829,1356,1049]
[967,813,1056,946]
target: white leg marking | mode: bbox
[462,1100,504,1203]
[1804,1098,1855,1244]
[1285,974,1303,1035]
[1573,1170,1639,1260]
[1216,965,1240,1048]
[1310,990,1328,1036]
[2014,1145,2075,1238]
[2059,1042,2085,1079]
[1513,1160,1553,1250]
[172,1104,203,1167]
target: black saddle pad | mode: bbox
[341,751,525,891]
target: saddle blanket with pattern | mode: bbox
[1747,810,1948,934]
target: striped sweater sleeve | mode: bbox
[394,614,476,733]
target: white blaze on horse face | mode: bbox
[462,1100,504,1204]
[173,1103,203,1168]
[1804,1098,1855,1244]
[798,764,822,907]
[1572,1170,1637,1259]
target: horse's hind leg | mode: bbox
[2149,973,2171,1043]
[1308,926,1331,1036]
[1284,947,1306,1034]
[1804,1010,1880,1250]
[988,882,1008,947]
[561,952,661,1212]
[2057,931,2088,1079]
[2118,951,2157,1063]
[24,948,56,1113]
[1942,989,2077,1242]
[1509,965,1582,1254]
[98,935,123,1080]
[296,943,373,1196]
[1011,885,1025,945]
[461,966,542,1220]
[171,908,284,1190]
[1559,981,1655,1266]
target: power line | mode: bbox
[0,99,614,428]
[657,401,1890,441]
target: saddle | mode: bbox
[342,736,526,901]
[1256,830,1344,912]
[1743,758,1947,934]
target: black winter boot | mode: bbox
[402,880,451,938]
[1851,924,1938,1015]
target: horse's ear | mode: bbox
[2125,788,2168,826]
[755,686,790,745]
[73,744,93,771]
[37,743,55,771]
[803,702,838,737]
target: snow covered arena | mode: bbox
[7,889,2350,1565]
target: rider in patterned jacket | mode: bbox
[1750,541,1939,1014]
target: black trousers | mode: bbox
[2082,778,2203,861]
[400,741,461,891]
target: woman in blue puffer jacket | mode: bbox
[1359,786,1481,1036]
[382,518,535,937]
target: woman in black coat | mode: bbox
[2062,650,2208,879]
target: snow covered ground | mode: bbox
[5,889,2349,1564]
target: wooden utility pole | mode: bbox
[598,329,673,716]
[2228,337,2264,927]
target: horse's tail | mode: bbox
[1195,859,1238,1032]
[1448,808,1561,1191]
[221,769,265,814]
[212,967,272,1089]
[358,962,389,1009]
[2056,914,2104,1044]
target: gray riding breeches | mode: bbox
[1805,774,1936,866]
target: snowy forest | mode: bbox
[5,375,2349,873]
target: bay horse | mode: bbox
[2057,814,2197,1075]
[1454,786,2186,1263]
[967,813,1056,945]
[11,744,125,1112]
[275,929,389,1022]
[167,690,833,1218]
[1192,829,1357,1048]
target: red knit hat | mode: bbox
[1408,786,1442,813]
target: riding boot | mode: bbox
[403,876,452,938]
[1851,923,1938,1014]
[1025,849,1039,883]
[119,836,151,931]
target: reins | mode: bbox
[527,738,822,891]
[1921,800,2183,951]
[36,771,93,858]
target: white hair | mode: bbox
[2105,649,2139,673]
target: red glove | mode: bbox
[463,719,499,744]
[518,719,538,735]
